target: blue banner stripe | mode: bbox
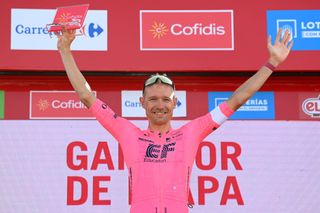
[208,92,275,120]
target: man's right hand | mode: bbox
[56,27,76,53]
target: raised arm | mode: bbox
[226,28,293,111]
[57,28,96,108]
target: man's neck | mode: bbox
[148,123,172,134]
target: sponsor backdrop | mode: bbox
[121,90,187,117]
[275,92,320,120]
[0,120,319,213]
[267,10,320,50]
[2,89,320,120]
[208,92,275,120]
[0,0,320,71]
[298,92,320,119]
[11,9,108,51]
[29,91,97,119]
[140,10,234,50]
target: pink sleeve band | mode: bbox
[89,98,101,113]
[219,102,234,117]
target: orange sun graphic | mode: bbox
[58,13,72,24]
[37,99,50,111]
[149,21,168,39]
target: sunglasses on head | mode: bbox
[143,74,175,93]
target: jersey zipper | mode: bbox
[159,132,164,213]
[129,167,133,204]
[159,131,166,213]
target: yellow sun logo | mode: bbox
[149,21,168,39]
[37,99,50,111]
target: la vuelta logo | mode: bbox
[302,95,320,118]
[140,10,234,50]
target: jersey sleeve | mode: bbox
[182,101,234,164]
[89,98,138,146]
[185,101,234,140]
[209,101,234,128]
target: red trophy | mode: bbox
[46,4,89,36]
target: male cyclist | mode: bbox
[57,28,292,213]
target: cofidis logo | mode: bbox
[30,91,96,119]
[208,92,275,120]
[267,10,320,50]
[140,10,234,50]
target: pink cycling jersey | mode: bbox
[90,98,233,213]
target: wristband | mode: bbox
[264,62,276,71]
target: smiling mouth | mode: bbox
[153,111,167,115]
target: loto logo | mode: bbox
[302,96,320,118]
[276,19,297,40]
[267,10,320,50]
[30,91,96,119]
[140,10,234,50]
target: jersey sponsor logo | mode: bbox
[11,9,108,50]
[100,103,118,119]
[30,91,96,119]
[208,92,275,119]
[267,10,320,50]
[145,144,161,158]
[138,137,154,143]
[140,10,234,50]
[160,142,176,159]
[144,142,176,162]
[0,91,4,119]
[302,95,320,118]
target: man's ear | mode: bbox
[173,96,178,108]
[140,97,146,109]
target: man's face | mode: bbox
[140,83,177,126]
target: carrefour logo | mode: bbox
[267,10,320,50]
[121,90,186,117]
[15,24,50,35]
[14,22,104,38]
[88,23,103,38]
[11,9,108,50]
